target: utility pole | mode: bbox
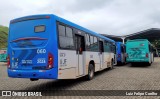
[121,37,126,44]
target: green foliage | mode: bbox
[0,25,8,49]
[151,40,160,49]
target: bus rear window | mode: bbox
[35,25,45,33]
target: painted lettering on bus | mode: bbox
[37,49,46,54]
[60,53,66,57]
[60,59,67,66]
[37,58,46,63]
[22,60,33,64]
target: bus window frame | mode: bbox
[85,34,99,52]
[56,21,114,53]
[34,25,46,33]
[57,21,75,50]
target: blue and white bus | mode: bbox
[7,14,116,81]
[116,42,126,65]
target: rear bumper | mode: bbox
[8,68,58,79]
[127,58,149,62]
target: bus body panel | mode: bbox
[103,52,112,68]
[126,39,153,63]
[85,52,100,72]
[58,50,77,79]
[85,52,114,72]
[102,53,108,69]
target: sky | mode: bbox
[1,0,160,36]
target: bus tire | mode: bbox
[131,63,135,66]
[30,78,39,81]
[117,62,121,66]
[110,59,114,69]
[87,64,94,80]
[147,62,151,66]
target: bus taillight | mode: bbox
[47,53,54,69]
[46,16,50,19]
[7,55,10,68]
[146,53,149,58]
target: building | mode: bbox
[102,28,160,56]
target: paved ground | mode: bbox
[0,58,160,98]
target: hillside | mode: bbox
[0,25,8,49]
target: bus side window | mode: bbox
[85,34,98,52]
[85,34,90,51]
[58,25,65,36]
[112,45,116,54]
[90,36,94,49]
[93,37,98,52]
[58,24,74,49]
[104,41,110,52]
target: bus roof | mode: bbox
[116,42,123,44]
[126,39,153,46]
[116,42,126,47]
[54,15,115,43]
[10,14,115,43]
[127,39,149,42]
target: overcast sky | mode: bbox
[1,0,160,36]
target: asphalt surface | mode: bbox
[0,58,160,98]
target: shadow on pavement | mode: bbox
[24,68,112,95]
[129,62,152,68]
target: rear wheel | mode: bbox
[131,63,135,66]
[147,62,151,66]
[117,62,122,66]
[30,78,39,81]
[87,64,94,80]
[110,59,114,69]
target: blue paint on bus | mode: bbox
[7,14,115,80]
[116,42,126,64]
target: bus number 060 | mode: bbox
[37,49,46,54]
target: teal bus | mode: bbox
[126,39,154,66]
[0,48,7,62]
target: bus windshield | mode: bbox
[127,41,147,50]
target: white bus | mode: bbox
[8,14,116,81]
